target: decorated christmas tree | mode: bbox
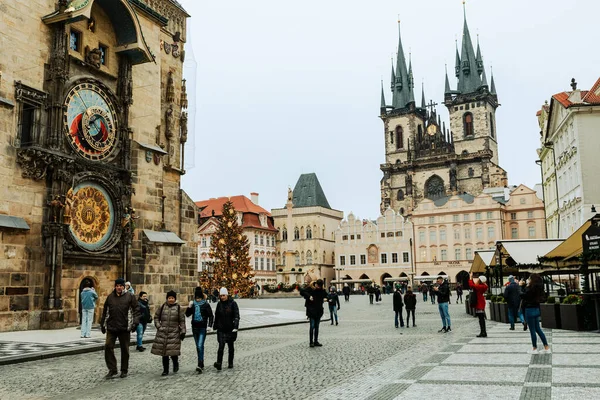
[199,200,254,297]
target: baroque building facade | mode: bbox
[0,0,198,331]
[272,173,343,286]
[537,77,600,239]
[379,13,507,216]
[195,194,278,287]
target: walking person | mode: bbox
[434,277,451,333]
[456,284,464,304]
[393,286,404,328]
[504,275,527,331]
[368,285,375,304]
[125,281,135,295]
[80,281,98,338]
[136,291,152,351]
[342,283,350,302]
[404,286,417,327]
[100,278,140,379]
[327,286,341,325]
[185,287,214,373]
[521,274,550,354]
[429,284,436,304]
[300,279,328,347]
[213,287,240,370]
[420,283,428,302]
[469,273,488,337]
[375,286,382,302]
[152,290,186,376]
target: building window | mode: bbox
[527,211,534,219]
[266,258,270,270]
[260,235,264,245]
[468,167,474,178]
[397,189,404,201]
[439,230,446,241]
[396,126,404,149]
[454,229,460,240]
[387,232,394,237]
[360,254,366,264]
[295,253,300,265]
[490,112,495,138]
[466,248,473,260]
[342,235,348,240]
[476,227,483,240]
[306,250,313,264]
[464,214,470,221]
[475,212,482,220]
[464,228,471,239]
[528,226,536,238]
[390,131,394,144]
[99,44,108,65]
[255,258,259,269]
[294,228,300,240]
[261,258,265,270]
[429,230,436,242]
[392,253,398,263]
[419,231,425,242]
[429,216,435,224]
[340,256,346,266]
[282,228,287,241]
[201,237,207,247]
[511,227,518,239]
[350,255,356,265]
[420,249,427,261]
[510,212,517,220]
[453,215,459,222]
[306,227,312,239]
[425,175,445,200]
[463,112,474,137]
[487,211,493,219]
[271,236,275,246]
[487,226,495,238]
[440,249,447,261]
[350,234,354,240]
[380,232,385,238]
[381,254,387,264]
[357,234,361,239]
[403,252,409,263]
[201,261,206,271]
[70,29,82,52]
[454,248,461,260]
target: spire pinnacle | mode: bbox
[490,66,497,95]
[481,66,488,88]
[421,81,426,108]
[457,1,482,93]
[390,57,396,92]
[444,64,451,94]
[454,40,461,78]
[380,80,386,110]
[392,20,412,109]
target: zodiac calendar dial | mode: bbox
[63,82,118,161]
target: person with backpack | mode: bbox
[393,286,404,328]
[404,286,417,327]
[151,290,186,376]
[469,273,489,337]
[186,287,214,373]
[504,275,526,331]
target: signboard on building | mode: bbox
[582,224,600,253]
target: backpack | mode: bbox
[192,301,204,323]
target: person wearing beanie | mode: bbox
[504,275,526,331]
[185,286,214,373]
[299,279,328,347]
[404,287,417,327]
[469,273,489,337]
[213,287,240,370]
[100,278,140,379]
[151,290,186,376]
[136,291,152,352]
[327,286,341,326]
[125,281,135,295]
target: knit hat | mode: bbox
[166,290,177,300]
[479,275,487,283]
[115,278,125,286]
[194,287,203,299]
[508,275,515,283]
[219,287,228,296]
[125,281,131,287]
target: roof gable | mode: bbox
[582,77,600,104]
[195,195,270,218]
[292,173,331,209]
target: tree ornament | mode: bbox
[228,222,233,228]
[232,273,238,279]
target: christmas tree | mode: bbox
[199,200,254,297]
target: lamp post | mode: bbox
[535,159,549,238]
[543,141,560,237]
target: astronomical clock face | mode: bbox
[427,124,438,136]
[64,82,118,161]
[68,183,116,252]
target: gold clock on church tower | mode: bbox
[427,124,438,136]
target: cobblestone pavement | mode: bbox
[0,296,598,399]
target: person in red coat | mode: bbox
[469,272,489,337]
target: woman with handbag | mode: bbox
[213,287,240,370]
[469,273,488,337]
[151,290,186,376]
[520,274,550,354]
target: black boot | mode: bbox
[438,327,447,333]
[161,357,169,376]
[214,362,222,371]
[172,356,179,373]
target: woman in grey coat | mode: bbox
[151,290,186,376]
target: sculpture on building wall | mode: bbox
[449,164,458,192]
[180,112,188,143]
[85,47,102,69]
[63,188,74,225]
[166,71,175,103]
[165,105,174,139]
[180,79,188,109]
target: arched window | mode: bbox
[323,251,326,263]
[397,189,404,201]
[396,126,404,149]
[463,112,474,137]
[306,250,313,264]
[468,167,474,177]
[489,112,495,138]
[295,253,300,265]
[294,227,299,240]
[301,251,305,264]
[390,131,394,144]
[306,226,312,239]
[425,175,445,200]
[282,228,287,241]
[322,226,326,238]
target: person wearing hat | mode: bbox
[125,281,134,295]
[151,290,186,376]
[100,278,140,379]
[136,291,152,351]
[469,272,489,337]
[213,287,240,370]
[504,275,526,331]
[185,287,214,373]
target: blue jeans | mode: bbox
[394,310,404,327]
[525,308,548,348]
[422,293,427,302]
[81,308,94,337]
[136,323,146,347]
[438,302,451,327]
[508,307,524,327]
[309,318,321,343]
[329,305,338,323]
[192,326,207,365]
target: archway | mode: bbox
[380,272,392,286]
[78,276,97,325]
[456,270,470,288]
[400,272,408,277]
[342,275,352,280]
[359,274,370,280]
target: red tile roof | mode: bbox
[196,195,271,217]
[552,78,600,108]
[582,77,600,104]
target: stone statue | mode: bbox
[179,112,188,143]
[63,188,73,225]
[48,194,64,223]
[166,71,175,103]
[449,165,457,191]
[406,174,413,196]
[85,47,102,69]
[165,106,174,139]
[287,187,293,202]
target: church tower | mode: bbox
[379,9,507,216]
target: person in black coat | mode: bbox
[504,275,526,331]
[393,287,404,328]
[367,284,375,304]
[456,284,464,304]
[213,287,239,370]
[185,287,214,373]
[136,292,152,352]
[342,284,351,302]
[404,287,417,327]
[327,287,341,325]
[300,279,328,347]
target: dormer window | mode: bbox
[259,213,267,227]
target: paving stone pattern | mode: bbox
[0,297,598,399]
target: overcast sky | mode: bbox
[179,0,599,220]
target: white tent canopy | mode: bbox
[331,279,373,284]
[413,274,447,281]
[499,239,564,266]
[384,277,410,282]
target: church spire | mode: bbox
[481,66,488,88]
[408,52,415,104]
[390,58,396,92]
[392,21,411,109]
[457,2,482,93]
[421,81,426,109]
[454,40,461,78]
[444,64,451,95]
[380,80,387,114]
[490,67,497,95]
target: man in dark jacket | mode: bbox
[393,287,404,328]
[404,287,417,327]
[300,279,328,347]
[327,287,341,325]
[213,287,239,370]
[456,284,464,304]
[504,275,526,331]
[367,284,375,304]
[434,277,451,333]
[100,278,140,379]
[342,284,350,302]
[136,291,152,352]
[186,286,214,373]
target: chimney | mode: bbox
[250,192,259,205]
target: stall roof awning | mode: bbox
[543,220,591,261]
[331,279,373,284]
[470,250,496,273]
[413,275,447,280]
[143,229,185,245]
[498,239,564,266]
[0,215,30,230]
[384,277,410,282]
